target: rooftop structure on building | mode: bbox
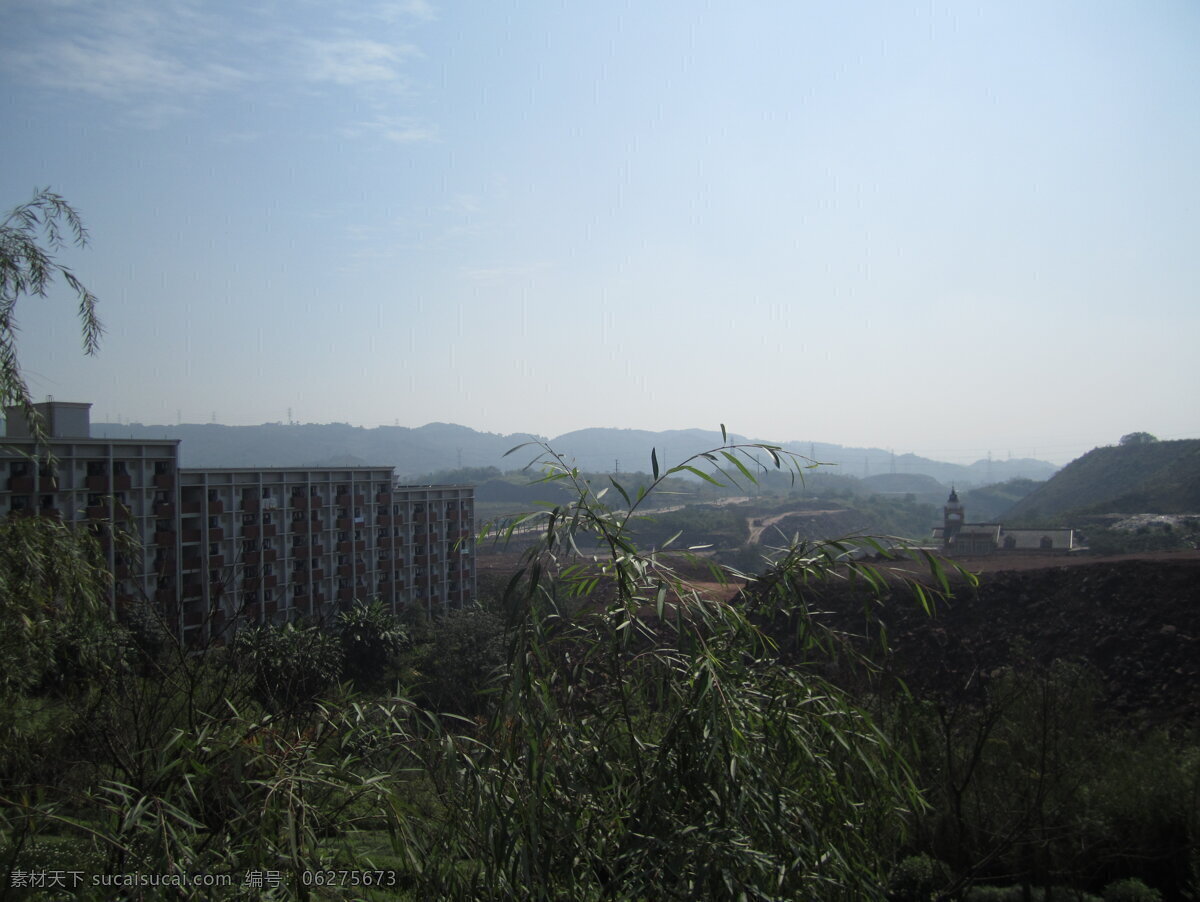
[1,401,475,643]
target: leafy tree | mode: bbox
[1,188,102,435]
[1119,432,1158,446]
[336,598,409,691]
[421,434,952,898]
[232,621,343,714]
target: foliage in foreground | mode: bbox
[2,433,1192,900]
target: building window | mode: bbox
[264,563,274,576]
[113,461,128,476]
[292,510,304,521]
[245,566,258,579]
[243,540,257,553]
[87,461,105,476]
[262,538,273,551]
[242,513,256,525]
[264,589,273,602]
[155,461,171,475]
[207,489,219,503]
[293,583,304,596]
[262,512,273,525]
[292,535,304,548]
[209,516,220,529]
[88,493,103,507]
[209,543,219,555]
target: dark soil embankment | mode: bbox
[785,552,1200,723]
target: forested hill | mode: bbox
[80,421,1058,487]
[1006,438,1200,521]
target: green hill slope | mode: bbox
[1006,439,1200,521]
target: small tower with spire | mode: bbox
[943,487,964,548]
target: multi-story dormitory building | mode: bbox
[1,401,475,644]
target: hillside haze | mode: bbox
[81,420,1058,487]
[1006,438,1200,520]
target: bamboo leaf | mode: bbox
[680,465,724,486]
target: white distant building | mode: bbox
[933,487,1075,555]
[2,401,475,643]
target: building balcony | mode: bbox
[207,500,224,514]
[153,473,175,490]
[7,475,35,492]
[153,501,175,517]
[336,541,352,553]
[112,474,132,491]
[335,517,352,530]
[241,498,260,513]
[337,565,352,579]
[337,587,355,603]
[85,505,108,519]
[180,528,202,543]
[85,475,108,492]
[207,528,224,542]
[181,500,202,514]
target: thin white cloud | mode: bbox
[12,36,242,101]
[337,0,437,24]
[3,0,438,139]
[341,115,438,144]
[306,38,419,87]
[459,263,551,284]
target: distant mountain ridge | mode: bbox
[82,421,1058,486]
[1006,439,1200,521]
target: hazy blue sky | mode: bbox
[3,0,1197,465]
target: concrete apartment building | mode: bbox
[2,401,475,643]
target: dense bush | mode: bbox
[1103,877,1163,902]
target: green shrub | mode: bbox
[1103,877,1162,902]
[887,853,946,901]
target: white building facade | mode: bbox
[2,402,475,643]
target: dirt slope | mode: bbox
[797,552,1200,722]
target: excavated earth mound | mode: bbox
[791,552,1200,723]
